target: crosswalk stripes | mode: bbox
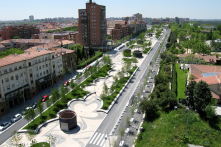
[88,132,107,147]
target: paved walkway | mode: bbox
[2,94,106,147]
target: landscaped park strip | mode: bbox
[22,64,111,130]
[154,34,168,62]
[101,66,137,110]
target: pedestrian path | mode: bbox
[88,132,108,147]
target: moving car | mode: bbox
[64,81,69,87]
[42,95,48,102]
[11,114,22,123]
[0,122,11,131]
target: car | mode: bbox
[32,101,37,109]
[0,122,11,131]
[72,75,77,80]
[11,114,22,123]
[22,107,33,115]
[42,95,48,102]
[86,65,91,70]
[64,81,69,87]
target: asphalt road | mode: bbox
[86,29,170,147]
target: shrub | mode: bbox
[143,47,151,53]
[123,49,131,57]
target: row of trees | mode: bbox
[139,52,177,121]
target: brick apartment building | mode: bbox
[0,25,40,40]
[78,0,107,47]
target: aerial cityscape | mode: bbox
[0,0,221,147]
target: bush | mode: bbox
[123,49,131,57]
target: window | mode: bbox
[57,60,59,63]
[10,76,14,80]
[52,55,54,59]
[36,67,38,71]
[43,65,45,68]
[0,71,1,75]
[30,74,32,77]
[31,80,33,84]
[40,73,42,76]
[4,70,7,74]
[20,73,23,77]
[36,74,39,78]
[39,66,41,70]
[38,59,41,63]
[5,78,9,82]
[42,58,44,62]
[7,85,10,90]
[29,62,31,66]
[43,71,45,75]
[35,60,37,64]
[21,80,24,84]
[15,74,19,80]
[46,70,48,74]
[12,84,15,88]
[45,57,48,61]
[46,64,48,67]
[17,82,19,86]
[9,68,12,72]
[19,66,22,69]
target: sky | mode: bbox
[0,0,221,21]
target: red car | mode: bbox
[86,65,91,70]
[42,95,48,102]
[64,81,69,87]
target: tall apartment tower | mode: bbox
[29,15,34,21]
[78,0,107,47]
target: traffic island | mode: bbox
[59,110,77,132]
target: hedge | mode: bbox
[171,57,177,97]
[123,49,131,57]
[77,51,103,69]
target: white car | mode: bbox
[0,122,11,131]
[11,114,22,123]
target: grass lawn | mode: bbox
[176,63,188,99]
[101,66,137,110]
[135,108,221,147]
[24,64,111,130]
[122,58,137,63]
[31,142,50,147]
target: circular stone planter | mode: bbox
[123,49,131,57]
[133,50,142,58]
[59,110,77,132]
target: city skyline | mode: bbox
[1,0,221,21]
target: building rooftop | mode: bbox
[0,50,54,67]
[190,64,221,79]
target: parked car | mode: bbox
[64,81,69,87]
[32,101,37,109]
[22,107,33,115]
[11,114,22,123]
[0,122,11,131]
[42,95,48,102]
[72,75,77,80]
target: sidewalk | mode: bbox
[0,71,78,125]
